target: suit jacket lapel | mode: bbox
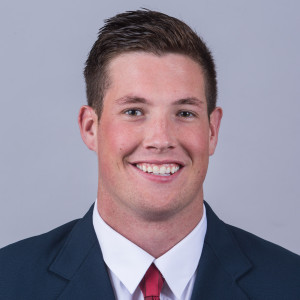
[49,205,116,300]
[191,202,252,300]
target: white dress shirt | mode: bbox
[93,200,207,300]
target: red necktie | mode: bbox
[139,263,164,300]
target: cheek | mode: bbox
[179,126,210,156]
[97,122,128,183]
[99,121,140,159]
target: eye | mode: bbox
[177,111,195,118]
[124,109,143,116]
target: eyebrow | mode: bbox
[173,97,205,107]
[115,95,204,107]
[115,96,149,105]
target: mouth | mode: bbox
[133,162,182,176]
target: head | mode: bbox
[84,9,217,118]
[79,10,222,235]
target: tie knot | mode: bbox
[139,263,164,300]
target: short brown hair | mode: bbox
[84,9,217,117]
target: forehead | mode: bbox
[107,51,203,78]
[104,52,206,104]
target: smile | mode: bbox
[135,163,181,176]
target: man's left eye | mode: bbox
[178,111,194,118]
[125,109,142,116]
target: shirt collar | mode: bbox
[93,199,207,299]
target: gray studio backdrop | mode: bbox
[0,0,299,254]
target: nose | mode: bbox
[142,116,176,152]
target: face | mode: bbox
[80,52,222,222]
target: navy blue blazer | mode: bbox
[1,202,299,299]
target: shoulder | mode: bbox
[227,224,300,294]
[0,219,78,292]
[0,219,78,262]
[227,223,300,265]
[0,204,97,299]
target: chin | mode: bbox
[132,195,188,221]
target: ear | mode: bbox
[209,107,223,156]
[78,105,98,152]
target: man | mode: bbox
[0,9,299,300]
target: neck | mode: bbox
[97,192,203,258]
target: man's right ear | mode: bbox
[78,105,98,152]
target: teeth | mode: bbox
[153,166,159,174]
[136,163,181,175]
[159,166,166,175]
[171,166,180,173]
